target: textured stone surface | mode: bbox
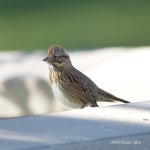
[0,101,149,150]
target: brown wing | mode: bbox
[63,67,98,106]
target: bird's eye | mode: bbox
[54,55,58,58]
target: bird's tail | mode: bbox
[98,89,130,103]
[102,95,130,103]
[109,95,130,103]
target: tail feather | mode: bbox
[102,97,130,103]
[110,96,130,103]
[98,89,130,103]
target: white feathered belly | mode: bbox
[51,83,81,108]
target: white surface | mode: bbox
[0,47,150,117]
[0,101,150,150]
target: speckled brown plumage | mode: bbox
[43,45,130,108]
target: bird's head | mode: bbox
[43,45,72,69]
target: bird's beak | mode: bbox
[42,57,49,62]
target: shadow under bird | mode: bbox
[43,45,130,108]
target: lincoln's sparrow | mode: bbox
[43,45,130,108]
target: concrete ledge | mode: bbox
[0,101,150,150]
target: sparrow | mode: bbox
[43,45,130,108]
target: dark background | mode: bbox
[0,0,150,51]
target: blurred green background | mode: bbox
[0,0,150,51]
